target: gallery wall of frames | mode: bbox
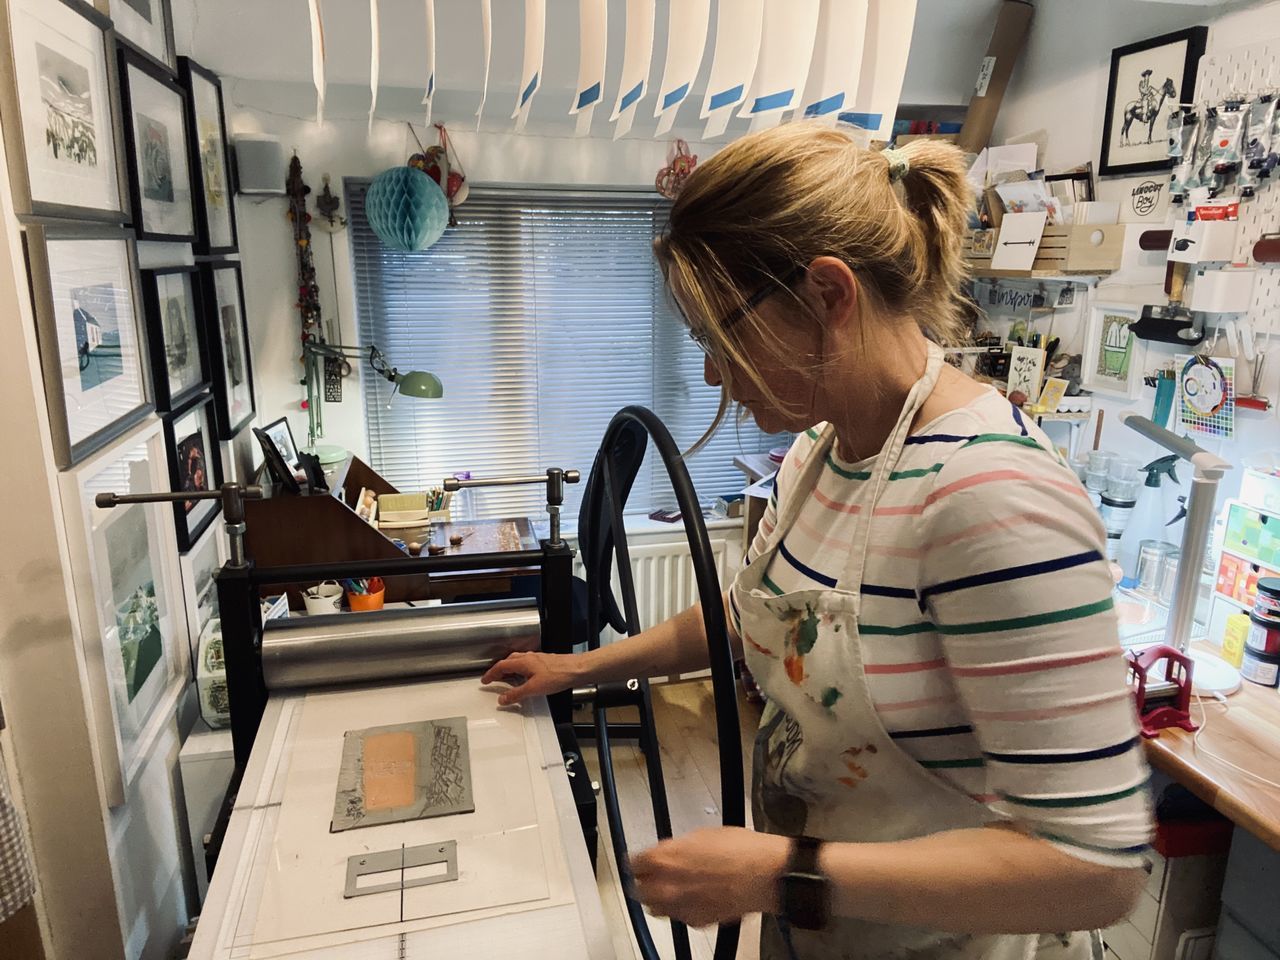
[0,0,250,807]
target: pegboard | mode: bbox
[1194,36,1280,321]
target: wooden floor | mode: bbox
[580,679,765,960]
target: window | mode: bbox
[346,182,782,521]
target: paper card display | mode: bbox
[989,211,1047,271]
[610,0,656,139]
[1007,345,1045,401]
[571,0,607,135]
[841,0,916,140]
[512,0,546,130]
[700,0,764,138]
[653,0,710,135]
[799,0,868,123]
[1036,377,1069,413]
[738,0,821,130]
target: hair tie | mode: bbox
[882,148,910,183]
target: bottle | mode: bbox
[1118,455,1181,584]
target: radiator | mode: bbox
[573,535,737,644]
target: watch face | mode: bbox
[782,872,831,930]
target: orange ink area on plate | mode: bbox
[361,730,417,811]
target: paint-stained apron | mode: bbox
[732,343,1095,960]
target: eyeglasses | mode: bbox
[686,265,807,356]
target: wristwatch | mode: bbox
[778,835,831,930]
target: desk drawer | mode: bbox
[1142,850,1167,901]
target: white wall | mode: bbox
[989,0,1280,504]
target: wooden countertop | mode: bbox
[1143,652,1280,851]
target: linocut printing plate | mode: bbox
[210,677,578,958]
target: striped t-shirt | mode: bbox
[738,388,1153,867]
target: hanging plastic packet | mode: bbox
[1240,94,1276,197]
[1169,110,1201,203]
[1264,95,1280,179]
[1209,100,1246,175]
[1193,106,1219,192]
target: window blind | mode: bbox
[345,181,782,521]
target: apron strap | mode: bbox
[756,422,836,555]
[836,342,945,592]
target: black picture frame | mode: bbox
[117,41,196,241]
[1099,26,1207,178]
[140,264,209,411]
[178,57,238,255]
[199,260,256,439]
[23,220,154,468]
[251,425,301,496]
[259,415,300,470]
[162,391,222,551]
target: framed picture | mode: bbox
[108,0,174,73]
[261,416,300,470]
[25,222,153,468]
[1082,301,1146,399]
[163,392,222,551]
[1099,27,1207,178]
[178,57,237,254]
[177,518,226,681]
[117,42,194,241]
[140,265,207,411]
[59,418,186,805]
[201,261,255,439]
[0,0,128,221]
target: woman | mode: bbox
[483,125,1152,959]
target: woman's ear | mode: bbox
[804,256,859,334]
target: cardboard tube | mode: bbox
[956,0,1034,154]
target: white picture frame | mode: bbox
[59,418,187,806]
[177,517,226,682]
[0,0,128,221]
[108,0,174,73]
[25,221,153,468]
[1082,301,1146,399]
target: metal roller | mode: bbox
[262,599,541,691]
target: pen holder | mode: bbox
[347,586,385,612]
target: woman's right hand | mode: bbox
[480,650,585,706]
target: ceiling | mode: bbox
[181,0,1004,136]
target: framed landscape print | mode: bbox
[163,393,221,551]
[25,222,152,468]
[179,57,237,254]
[1082,301,1146,399]
[108,0,174,73]
[1099,27,1207,177]
[59,418,186,805]
[178,519,225,681]
[118,42,194,240]
[0,0,128,221]
[140,265,206,411]
[201,262,255,438]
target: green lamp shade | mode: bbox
[366,166,449,252]
[395,370,444,398]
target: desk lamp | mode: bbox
[303,340,442,449]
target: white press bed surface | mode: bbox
[191,676,614,959]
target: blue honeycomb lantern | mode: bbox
[365,166,449,252]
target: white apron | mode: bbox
[733,343,1095,960]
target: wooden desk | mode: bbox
[1143,659,1280,851]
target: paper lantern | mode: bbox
[366,166,449,251]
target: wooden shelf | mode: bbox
[970,268,1112,280]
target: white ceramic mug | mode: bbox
[302,580,343,615]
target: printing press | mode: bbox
[95,407,745,960]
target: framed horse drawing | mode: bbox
[1099,27,1207,178]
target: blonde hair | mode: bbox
[653,123,974,442]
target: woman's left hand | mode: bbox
[629,827,790,927]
